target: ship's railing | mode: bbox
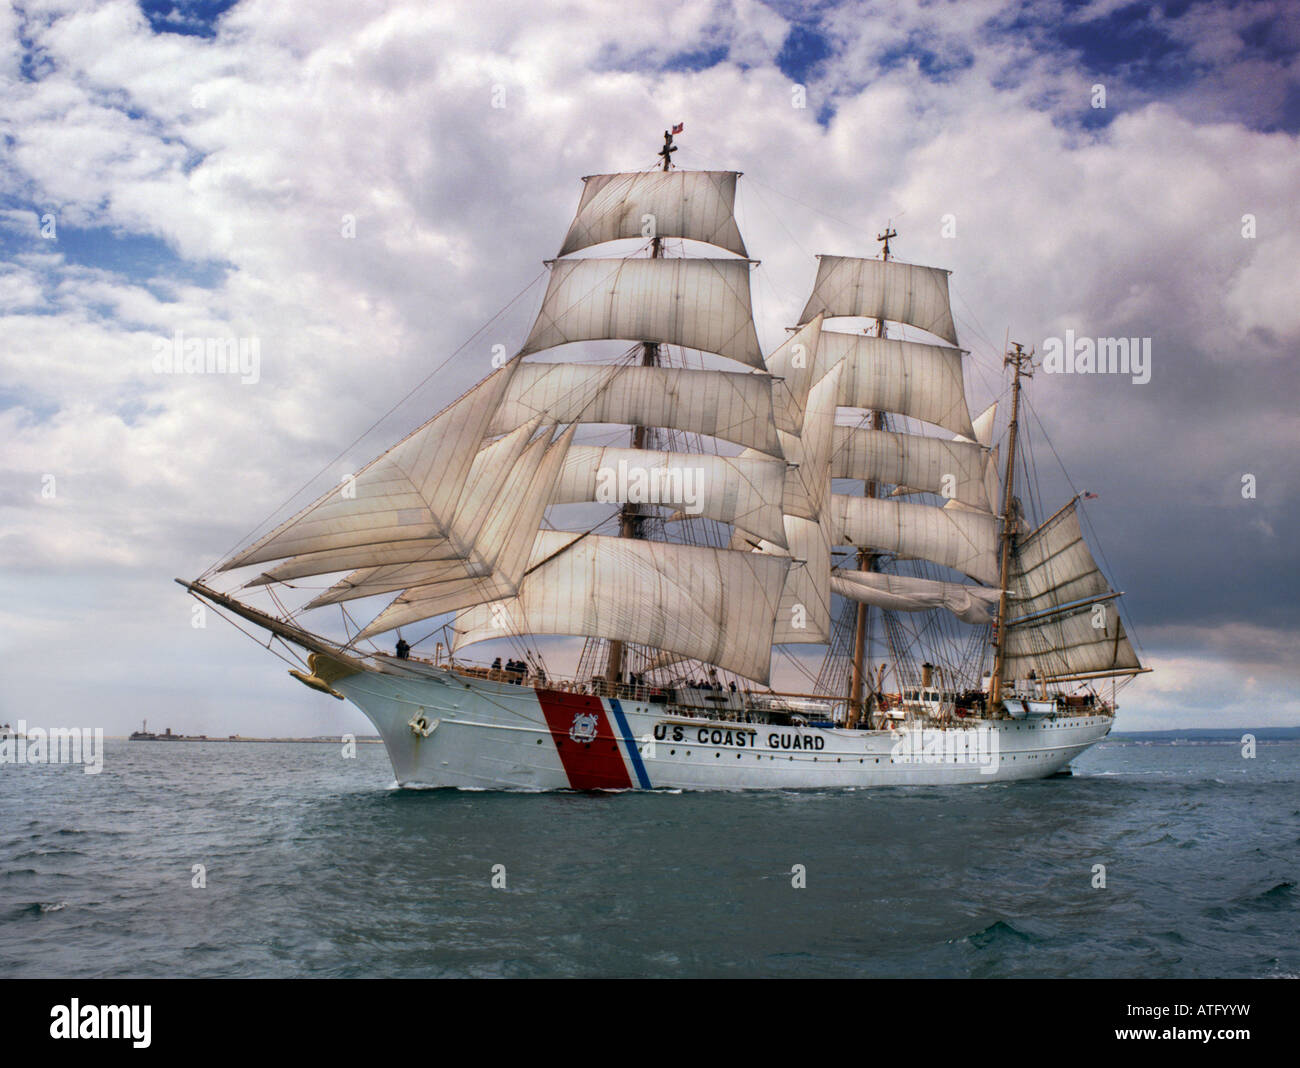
[439,663,670,703]
[425,660,853,716]
[393,656,1019,726]
[384,655,1072,725]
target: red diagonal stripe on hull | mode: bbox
[536,690,633,790]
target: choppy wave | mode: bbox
[0,736,1295,978]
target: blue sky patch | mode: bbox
[0,212,229,302]
[138,0,240,39]
[776,24,833,83]
[38,225,227,289]
[662,44,729,73]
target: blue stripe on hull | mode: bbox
[608,698,652,789]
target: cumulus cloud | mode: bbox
[0,0,1296,734]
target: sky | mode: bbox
[1,0,1297,736]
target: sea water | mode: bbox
[1,733,1295,978]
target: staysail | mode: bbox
[309,425,575,611]
[221,366,517,571]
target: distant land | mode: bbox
[117,733,383,743]
[109,727,1300,743]
[1109,727,1300,741]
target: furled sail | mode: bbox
[830,494,1000,585]
[818,331,974,439]
[831,426,991,511]
[451,536,791,683]
[798,255,959,345]
[550,444,788,548]
[221,367,516,571]
[558,171,748,258]
[831,569,999,625]
[489,362,784,457]
[520,258,765,368]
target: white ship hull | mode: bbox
[335,659,1112,790]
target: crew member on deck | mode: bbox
[395,638,410,659]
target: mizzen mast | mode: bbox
[988,341,1035,709]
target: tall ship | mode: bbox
[181,129,1149,790]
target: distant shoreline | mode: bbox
[115,736,384,744]
[100,727,1300,744]
[1109,726,1300,740]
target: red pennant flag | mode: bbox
[1083,492,1098,500]
[671,122,684,134]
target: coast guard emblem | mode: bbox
[569,712,599,743]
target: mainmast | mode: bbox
[988,341,1035,709]
[846,226,895,726]
[603,127,678,685]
